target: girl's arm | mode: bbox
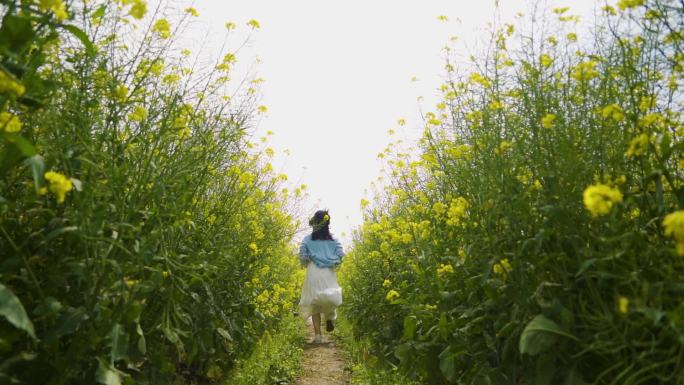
[298,241,310,267]
[334,240,345,264]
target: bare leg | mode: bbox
[312,313,322,336]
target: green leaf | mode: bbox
[403,316,417,340]
[0,13,34,56]
[0,282,36,339]
[96,357,123,385]
[109,323,129,363]
[519,315,577,356]
[136,323,146,354]
[216,327,233,342]
[438,345,464,382]
[60,24,96,56]
[25,155,44,194]
[43,307,88,342]
[1,133,36,156]
[92,5,106,20]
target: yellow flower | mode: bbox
[225,21,237,30]
[493,258,512,276]
[468,72,491,88]
[625,134,649,158]
[152,19,171,39]
[184,7,199,17]
[382,279,391,288]
[662,210,684,255]
[618,296,629,314]
[128,0,147,19]
[432,202,447,216]
[39,0,69,20]
[437,15,448,22]
[397,118,406,126]
[129,106,148,122]
[540,54,553,68]
[0,70,25,97]
[437,263,454,276]
[163,74,180,85]
[617,0,644,10]
[249,243,259,254]
[571,60,599,82]
[114,84,128,100]
[541,113,556,128]
[247,19,261,29]
[495,141,512,155]
[582,184,623,217]
[44,171,73,203]
[257,105,268,113]
[601,104,624,122]
[162,271,171,278]
[0,112,22,133]
[386,289,400,302]
[447,197,469,226]
[323,214,330,222]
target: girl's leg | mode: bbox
[312,313,322,336]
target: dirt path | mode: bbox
[295,323,349,385]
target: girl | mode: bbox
[298,210,345,343]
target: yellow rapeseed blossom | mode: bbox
[386,289,400,302]
[618,296,629,314]
[0,112,22,133]
[249,243,259,254]
[257,105,268,113]
[468,72,492,88]
[44,171,73,203]
[567,32,578,42]
[541,113,556,128]
[662,210,684,255]
[0,70,25,97]
[601,104,624,122]
[437,263,454,276]
[571,60,599,82]
[126,0,147,19]
[382,279,392,288]
[152,19,171,39]
[225,22,237,30]
[495,141,513,155]
[540,54,553,68]
[617,0,644,10]
[114,84,128,100]
[447,197,469,226]
[493,258,512,276]
[437,15,448,22]
[39,0,69,20]
[247,19,261,29]
[582,183,623,216]
[625,133,649,158]
[129,106,148,122]
[184,7,199,17]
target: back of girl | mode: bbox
[298,210,345,344]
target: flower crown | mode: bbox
[309,213,330,230]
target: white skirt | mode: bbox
[298,263,342,321]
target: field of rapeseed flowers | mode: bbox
[341,1,684,384]
[0,1,304,384]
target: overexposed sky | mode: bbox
[182,0,598,245]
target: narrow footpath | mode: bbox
[295,325,349,385]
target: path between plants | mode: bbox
[295,323,349,385]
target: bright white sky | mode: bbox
[182,0,598,245]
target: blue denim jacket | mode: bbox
[299,235,345,268]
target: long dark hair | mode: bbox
[309,210,333,241]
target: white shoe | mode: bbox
[312,334,322,344]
